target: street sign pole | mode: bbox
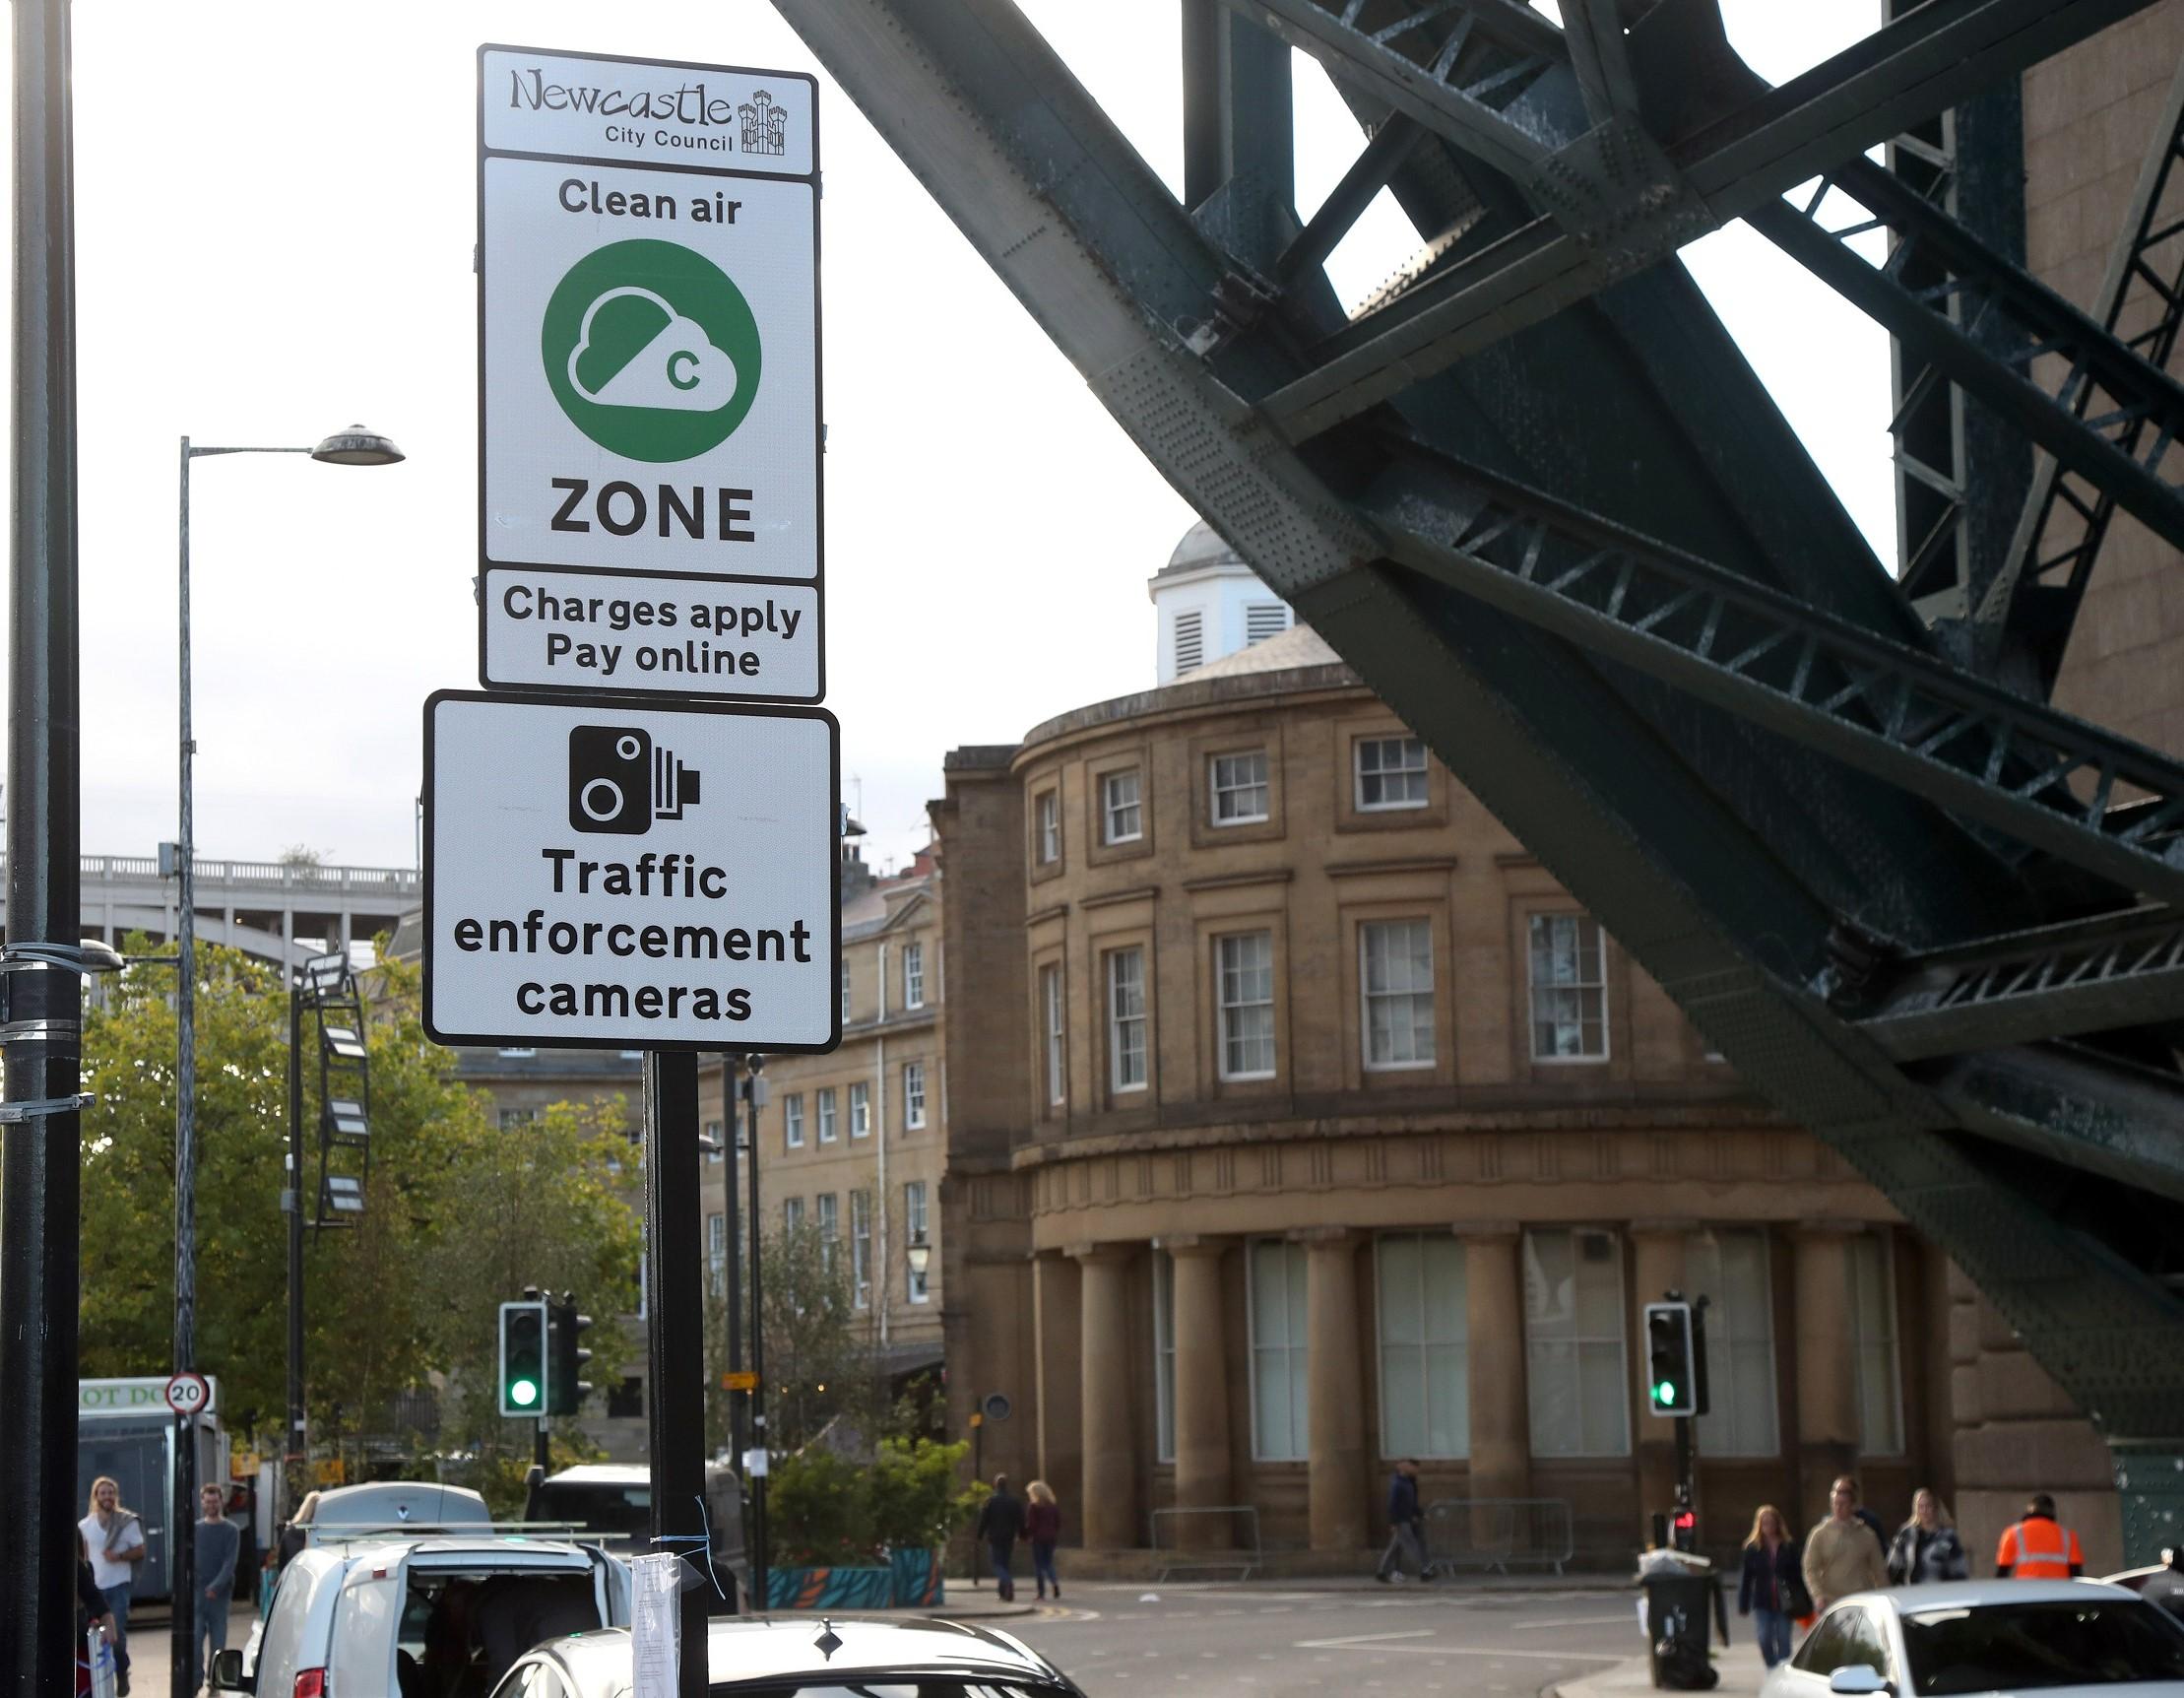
[722,1053,746,1464]
[0,1,82,1688]
[645,1052,710,1688]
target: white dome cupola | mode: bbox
[1147,520,1295,685]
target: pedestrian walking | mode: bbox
[1374,1459,1428,1583]
[1995,1493,2084,1579]
[1737,1505,1809,1668]
[1886,1488,1968,1585]
[976,1474,1025,1602]
[1025,1479,1062,1600]
[78,1476,146,1695]
[1802,1475,1886,1615]
[195,1482,242,1693]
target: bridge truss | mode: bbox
[775,0,2184,1553]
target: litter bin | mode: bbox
[1638,1564,1726,1690]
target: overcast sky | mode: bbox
[0,2,1890,878]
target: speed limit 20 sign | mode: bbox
[163,1371,213,1417]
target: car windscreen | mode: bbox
[535,1481,652,1538]
[1901,1600,2184,1694]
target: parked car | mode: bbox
[525,1458,748,1605]
[277,1480,496,1567]
[1759,1581,2184,1698]
[489,1613,1082,1697]
[218,1534,629,1697]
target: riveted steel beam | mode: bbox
[776,0,2184,1521]
[1366,440,2184,906]
[1237,0,1558,183]
[1749,159,2184,562]
[1913,1043,2184,1206]
[1860,908,2184,1061]
[1976,56,2184,690]
[1262,0,2158,441]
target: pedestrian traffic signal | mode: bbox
[1672,1508,1698,1553]
[1644,1300,1697,1416]
[499,1298,548,1417]
[546,1294,594,1417]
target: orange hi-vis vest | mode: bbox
[1997,1515,2083,1579]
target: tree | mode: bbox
[414,1095,642,1469]
[733,1220,884,1454]
[78,941,640,1468]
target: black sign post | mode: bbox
[645,1053,711,1696]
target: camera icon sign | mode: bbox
[568,724,704,835]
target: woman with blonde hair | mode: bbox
[1737,1504,1809,1668]
[78,1475,146,1694]
[1888,1486,1968,1585]
[1024,1479,1062,1601]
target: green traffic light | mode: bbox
[1655,1380,1679,1404]
[510,1377,540,1408]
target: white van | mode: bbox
[220,1535,628,1698]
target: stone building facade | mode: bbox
[928,604,1968,1568]
[744,848,950,1380]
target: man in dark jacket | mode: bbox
[976,1475,1026,1602]
[1374,1461,1427,1583]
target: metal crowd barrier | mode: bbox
[1422,1497,1574,1576]
[1148,1505,1263,1582]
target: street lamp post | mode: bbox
[172,426,400,1698]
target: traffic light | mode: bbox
[1672,1507,1698,1553]
[547,1294,594,1417]
[1644,1300,1697,1416]
[499,1298,547,1417]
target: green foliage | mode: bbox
[765,1438,981,1567]
[78,940,641,1466]
[764,1446,876,1566]
[870,1438,984,1551]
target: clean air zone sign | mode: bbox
[479,46,820,699]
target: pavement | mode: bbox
[990,1575,1667,1696]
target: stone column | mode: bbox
[1168,1236,1233,1548]
[1631,1222,1692,1539]
[1302,1228,1367,1552]
[1459,1223,1530,1503]
[1794,1222,1862,1520]
[1075,1244,1138,1548]
[1033,1252,1084,1532]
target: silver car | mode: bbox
[489,1613,1082,1698]
[1759,1581,2184,1698]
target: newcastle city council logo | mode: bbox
[542,238,763,462]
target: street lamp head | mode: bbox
[906,1236,931,1278]
[309,424,404,467]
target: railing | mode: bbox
[1148,1505,1261,1582]
[0,854,420,896]
[1421,1497,1574,1576]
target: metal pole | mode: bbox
[745,1067,767,1614]
[172,433,200,1698]
[286,982,307,1518]
[643,1052,707,1698]
[0,0,81,1687]
[721,1055,744,1463]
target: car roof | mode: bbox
[1874,1580,2145,1612]
[543,1465,651,1486]
[303,1481,492,1525]
[542,1614,1065,1688]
